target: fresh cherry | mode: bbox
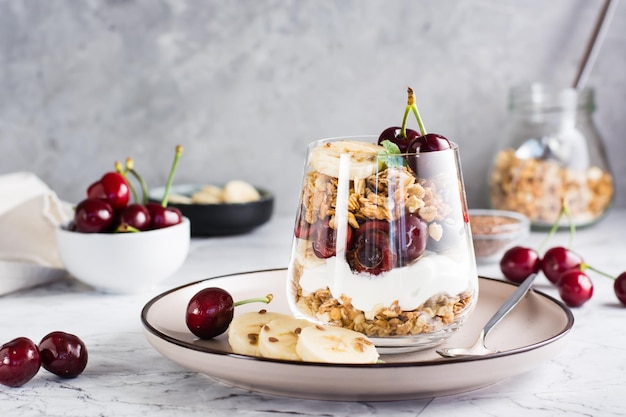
[117,204,152,231]
[39,331,88,379]
[148,145,184,229]
[558,270,593,307]
[378,127,420,153]
[393,213,428,266]
[347,222,396,275]
[146,203,183,229]
[186,288,272,339]
[614,272,626,306]
[0,337,41,387]
[87,172,130,210]
[500,246,541,283]
[294,207,315,240]
[312,219,354,259]
[407,133,452,153]
[73,198,115,233]
[541,246,584,285]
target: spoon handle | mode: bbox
[482,273,538,337]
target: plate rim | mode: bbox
[141,268,575,368]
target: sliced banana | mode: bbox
[294,239,326,269]
[228,311,293,356]
[257,317,314,360]
[296,324,379,364]
[191,184,224,204]
[168,193,194,204]
[223,180,261,203]
[309,140,383,180]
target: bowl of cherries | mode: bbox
[56,146,190,293]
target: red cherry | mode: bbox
[117,204,152,231]
[146,202,183,229]
[348,224,396,275]
[541,247,584,285]
[186,288,272,339]
[378,127,420,153]
[73,198,114,233]
[294,206,314,239]
[87,172,130,210]
[558,270,593,307]
[186,287,234,339]
[614,272,626,306]
[393,213,427,266]
[312,219,353,259]
[407,133,452,153]
[39,331,88,379]
[499,246,541,283]
[0,337,41,387]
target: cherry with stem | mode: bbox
[147,145,184,229]
[377,87,421,152]
[186,288,273,339]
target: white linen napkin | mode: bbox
[0,172,73,294]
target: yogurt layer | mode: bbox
[298,250,475,315]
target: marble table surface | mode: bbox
[1,210,625,417]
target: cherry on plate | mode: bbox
[186,287,235,339]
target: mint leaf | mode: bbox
[379,140,405,168]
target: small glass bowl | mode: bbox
[469,209,530,264]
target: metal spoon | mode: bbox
[436,273,538,358]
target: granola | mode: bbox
[291,267,473,337]
[489,149,613,226]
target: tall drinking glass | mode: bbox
[287,136,478,353]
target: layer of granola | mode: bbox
[291,276,473,338]
[301,166,453,242]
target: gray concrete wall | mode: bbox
[1,0,625,217]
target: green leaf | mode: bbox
[379,140,405,168]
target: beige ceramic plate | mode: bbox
[141,269,573,401]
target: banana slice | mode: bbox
[257,317,314,360]
[294,239,326,269]
[310,140,383,180]
[222,180,261,203]
[296,325,380,364]
[228,310,293,356]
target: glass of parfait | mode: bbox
[286,135,479,353]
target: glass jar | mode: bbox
[287,136,478,353]
[489,83,614,228]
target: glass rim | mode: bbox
[306,135,460,155]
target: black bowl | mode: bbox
[149,184,274,237]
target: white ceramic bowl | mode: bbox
[56,218,190,293]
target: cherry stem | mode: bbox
[407,87,427,136]
[580,262,615,280]
[538,199,574,252]
[563,200,575,248]
[400,87,413,138]
[234,293,273,307]
[161,145,183,208]
[125,158,149,205]
[115,224,140,233]
[115,161,139,203]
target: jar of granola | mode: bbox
[287,136,478,353]
[489,83,614,228]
